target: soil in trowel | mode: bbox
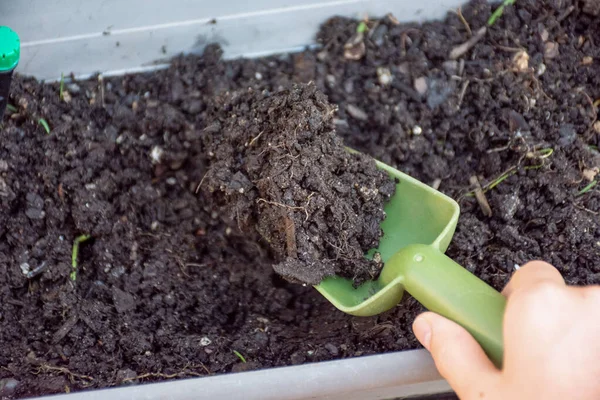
[200,82,396,285]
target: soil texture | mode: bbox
[0,0,599,398]
[201,82,395,285]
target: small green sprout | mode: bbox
[233,350,247,363]
[486,170,514,191]
[577,180,597,196]
[6,104,17,113]
[589,145,598,151]
[38,118,51,134]
[488,0,516,26]
[535,147,554,159]
[71,234,91,281]
[59,73,65,101]
[357,21,368,34]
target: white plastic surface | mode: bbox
[40,350,451,400]
[3,0,466,81]
[1,1,467,398]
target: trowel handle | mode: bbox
[390,244,506,368]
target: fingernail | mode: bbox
[413,316,432,350]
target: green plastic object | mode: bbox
[315,155,506,368]
[0,26,20,72]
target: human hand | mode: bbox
[412,261,600,400]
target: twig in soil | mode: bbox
[283,215,297,258]
[194,171,209,194]
[98,75,105,107]
[524,70,551,101]
[557,5,575,22]
[186,263,208,269]
[577,90,598,139]
[572,201,599,215]
[71,234,91,281]
[456,7,472,37]
[36,364,94,384]
[59,73,65,101]
[577,89,597,119]
[359,322,395,340]
[233,350,247,363]
[577,180,597,196]
[469,176,493,217]
[461,166,517,200]
[399,28,421,56]
[456,80,470,110]
[26,261,48,279]
[246,130,265,147]
[6,299,25,307]
[52,315,79,344]
[494,44,525,53]
[391,80,422,102]
[463,156,552,201]
[257,199,305,213]
[174,257,191,278]
[123,368,208,382]
[487,0,516,26]
[257,193,314,223]
[58,183,65,202]
[449,26,487,60]
[366,20,380,39]
[38,118,51,134]
[486,142,512,154]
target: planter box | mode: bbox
[2,1,466,398]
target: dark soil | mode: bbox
[0,0,599,398]
[201,82,395,285]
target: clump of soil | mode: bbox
[201,83,395,285]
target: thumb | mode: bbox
[413,312,500,398]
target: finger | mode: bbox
[502,260,564,297]
[413,312,500,397]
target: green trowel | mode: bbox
[315,154,506,368]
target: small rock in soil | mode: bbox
[442,60,458,76]
[582,0,600,15]
[376,67,393,86]
[426,78,455,110]
[558,124,577,147]
[290,351,306,365]
[116,369,138,385]
[371,24,388,47]
[414,77,428,95]
[112,287,136,313]
[494,193,521,222]
[25,193,45,220]
[0,378,19,397]
[346,104,368,121]
[344,33,366,60]
[0,177,13,198]
[324,343,339,356]
[544,42,560,59]
[231,361,261,373]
